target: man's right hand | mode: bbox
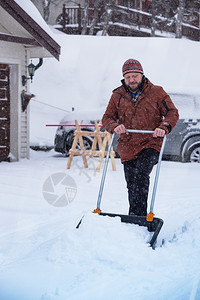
[114,124,126,134]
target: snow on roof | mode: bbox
[14,0,56,40]
[4,0,61,59]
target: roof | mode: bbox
[0,0,60,60]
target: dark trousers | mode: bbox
[123,148,159,216]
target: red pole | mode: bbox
[46,124,103,127]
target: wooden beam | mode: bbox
[0,33,39,45]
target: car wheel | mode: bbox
[64,132,93,156]
[185,144,200,163]
[76,136,93,151]
[62,132,71,156]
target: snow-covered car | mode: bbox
[54,93,200,163]
[163,93,200,162]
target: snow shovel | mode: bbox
[77,130,166,249]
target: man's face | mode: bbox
[124,72,143,91]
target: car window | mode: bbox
[169,94,200,119]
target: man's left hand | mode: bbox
[153,128,165,138]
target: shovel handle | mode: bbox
[126,129,154,134]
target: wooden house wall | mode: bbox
[0,40,30,160]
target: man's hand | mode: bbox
[153,128,165,138]
[114,124,126,134]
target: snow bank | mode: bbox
[31,35,200,111]
[30,35,200,146]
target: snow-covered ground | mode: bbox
[1,6,200,298]
[0,150,200,300]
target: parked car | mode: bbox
[54,93,200,163]
[54,108,105,155]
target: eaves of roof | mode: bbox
[0,0,61,60]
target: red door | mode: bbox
[0,64,10,161]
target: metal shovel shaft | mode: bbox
[97,129,166,215]
[126,130,166,214]
[96,132,116,209]
[150,134,166,212]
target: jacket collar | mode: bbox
[112,76,151,99]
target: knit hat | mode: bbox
[122,59,143,76]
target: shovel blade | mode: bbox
[100,212,163,249]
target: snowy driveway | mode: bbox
[0,151,200,300]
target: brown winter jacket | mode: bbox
[102,77,179,163]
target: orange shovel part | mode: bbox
[93,208,101,215]
[146,212,155,222]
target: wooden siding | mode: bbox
[0,41,29,160]
[0,63,10,161]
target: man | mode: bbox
[102,59,179,216]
